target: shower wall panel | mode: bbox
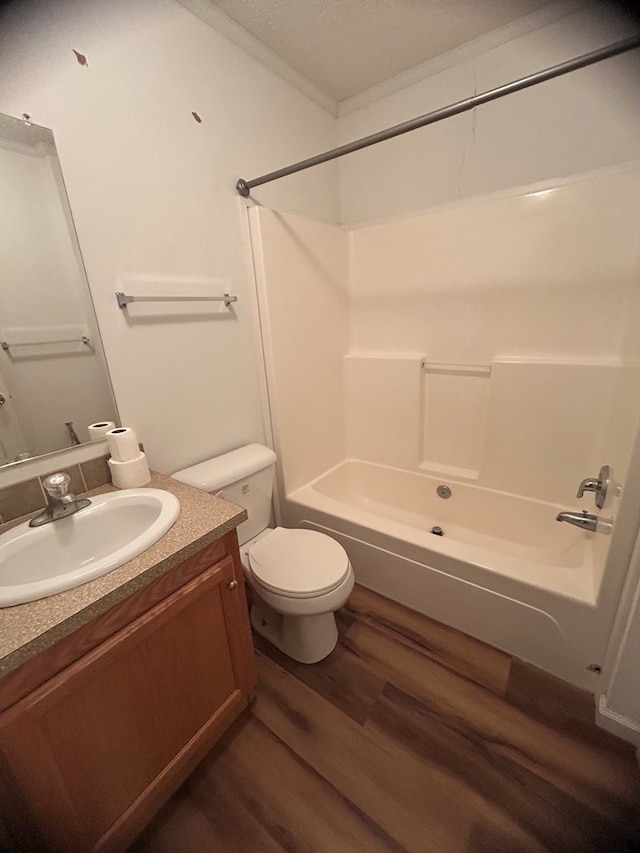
[481,361,619,505]
[348,166,640,363]
[248,207,349,494]
[346,166,640,500]
[252,165,640,509]
[344,353,422,469]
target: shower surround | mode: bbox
[248,163,640,689]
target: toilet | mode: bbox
[172,444,354,664]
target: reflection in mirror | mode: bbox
[0,113,118,466]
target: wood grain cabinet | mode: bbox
[0,530,256,853]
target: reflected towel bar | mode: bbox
[1,336,91,351]
[116,292,238,309]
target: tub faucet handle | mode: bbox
[576,465,610,509]
[577,478,600,497]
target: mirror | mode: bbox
[0,112,118,466]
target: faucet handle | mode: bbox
[43,472,71,498]
[576,478,600,499]
[576,465,610,509]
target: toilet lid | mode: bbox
[248,527,350,597]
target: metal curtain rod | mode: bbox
[236,34,640,197]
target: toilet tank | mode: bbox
[171,444,277,546]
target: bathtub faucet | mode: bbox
[556,510,603,533]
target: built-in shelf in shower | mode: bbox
[420,360,491,378]
[420,363,491,479]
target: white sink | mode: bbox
[0,489,181,607]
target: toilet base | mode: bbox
[250,600,339,664]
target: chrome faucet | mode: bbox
[576,465,610,509]
[556,510,598,532]
[29,472,91,528]
[555,509,614,534]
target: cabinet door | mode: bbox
[0,555,251,853]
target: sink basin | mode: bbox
[0,488,181,607]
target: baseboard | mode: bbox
[597,694,640,752]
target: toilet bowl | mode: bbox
[239,527,354,663]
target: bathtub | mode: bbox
[283,459,610,689]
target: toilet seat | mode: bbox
[248,527,350,599]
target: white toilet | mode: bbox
[172,444,354,664]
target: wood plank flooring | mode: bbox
[130,585,640,853]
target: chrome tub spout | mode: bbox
[556,510,601,533]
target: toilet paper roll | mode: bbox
[88,421,115,441]
[106,427,141,463]
[108,452,151,489]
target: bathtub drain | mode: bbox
[431,526,444,536]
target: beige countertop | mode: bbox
[0,472,247,678]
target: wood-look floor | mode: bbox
[131,585,640,853]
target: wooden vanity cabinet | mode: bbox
[0,530,256,853]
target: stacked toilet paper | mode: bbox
[106,427,151,488]
[88,420,115,441]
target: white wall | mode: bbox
[338,2,640,225]
[0,0,339,475]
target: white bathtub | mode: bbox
[284,459,610,689]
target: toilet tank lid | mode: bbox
[171,443,276,492]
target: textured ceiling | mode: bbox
[202,0,556,101]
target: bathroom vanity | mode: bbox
[0,474,256,852]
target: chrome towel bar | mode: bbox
[1,336,91,351]
[116,292,238,309]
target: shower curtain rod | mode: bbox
[236,34,640,197]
